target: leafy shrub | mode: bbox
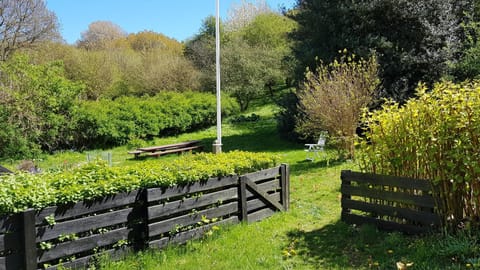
[0,54,84,158]
[296,52,379,158]
[72,92,239,148]
[0,151,277,215]
[358,80,480,228]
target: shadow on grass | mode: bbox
[286,220,369,269]
[289,159,345,176]
[200,126,301,153]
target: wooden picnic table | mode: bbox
[128,140,203,158]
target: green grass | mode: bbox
[92,107,480,269]
[11,102,479,270]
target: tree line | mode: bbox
[0,0,296,109]
[1,0,480,158]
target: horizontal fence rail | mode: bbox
[0,164,289,270]
[340,170,440,234]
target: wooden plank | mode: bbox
[0,253,22,270]
[341,171,352,217]
[147,175,239,202]
[341,184,435,208]
[247,192,282,213]
[341,212,434,235]
[149,216,239,249]
[280,164,290,211]
[45,248,130,270]
[138,140,200,152]
[247,193,281,213]
[341,170,432,191]
[37,227,129,264]
[242,166,280,183]
[45,255,92,270]
[247,208,276,223]
[35,190,141,225]
[0,214,21,234]
[147,145,202,157]
[36,207,132,242]
[341,198,440,226]
[148,202,238,237]
[0,231,22,253]
[244,178,284,211]
[148,187,237,220]
[22,210,36,270]
[241,178,281,204]
[253,179,281,193]
[239,177,248,222]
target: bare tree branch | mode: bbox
[0,0,60,61]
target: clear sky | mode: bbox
[46,0,296,44]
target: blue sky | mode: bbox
[46,0,296,44]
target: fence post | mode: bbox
[340,170,351,219]
[238,176,248,222]
[280,164,290,211]
[130,189,149,251]
[21,209,36,270]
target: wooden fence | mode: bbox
[0,164,289,270]
[340,170,441,234]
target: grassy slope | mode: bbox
[32,103,475,269]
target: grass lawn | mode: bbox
[9,103,477,269]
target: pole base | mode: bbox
[212,141,222,154]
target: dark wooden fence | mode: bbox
[341,170,441,234]
[0,164,289,270]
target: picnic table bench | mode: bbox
[128,140,203,159]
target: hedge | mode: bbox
[0,151,277,215]
[72,92,240,148]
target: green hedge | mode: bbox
[72,92,239,148]
[0,151,277,215]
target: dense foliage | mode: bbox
[0,54,84,158]
[72,92,239,149]
[185,10,296,111]
[358,80,480,228]
[0,151,277,215]
[29,33,199,100]
[452,15,480,81]
[290,0,470,102]
[0,54,238,158]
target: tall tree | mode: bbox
[184,16,221,91]
[0,0,60,61]
[291,0,469,102]
[451,1,480,80]
[225,0,271,31]
[77,21,127,50]
[126,31,182,55]
[186,10,296,110]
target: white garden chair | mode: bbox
[305,134,327,162]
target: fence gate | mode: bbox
[238,164,289,223]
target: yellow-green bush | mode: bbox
[0,151,277,215]
[358,80,480,228]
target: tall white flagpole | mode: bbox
[213,0,222,154]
